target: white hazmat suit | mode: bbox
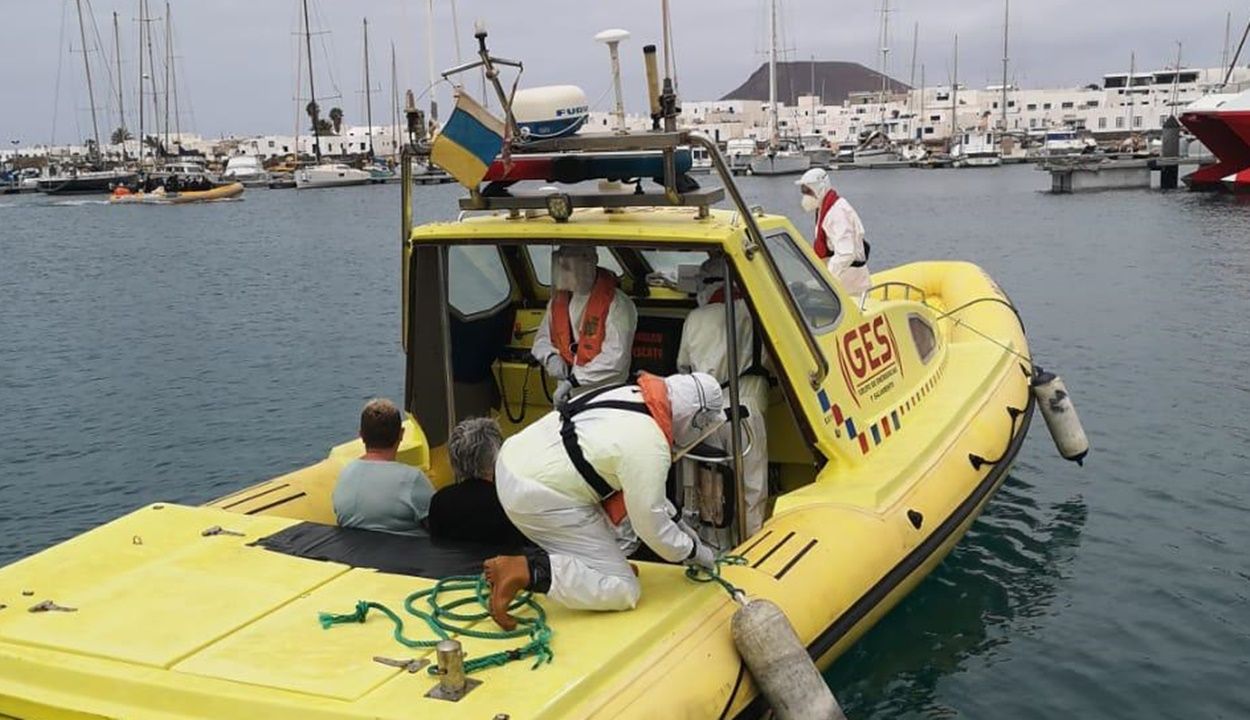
[677,260,771,535]
[495,373,723,611]
[796,168,871,296]
[531,246,637,405]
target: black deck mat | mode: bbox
[252,522,527,579]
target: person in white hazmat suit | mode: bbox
[796,167,872,296]
[677,258,771,536]
[531,245,638,407]
[483,372,724,629]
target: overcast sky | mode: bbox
[0,0,1240,145]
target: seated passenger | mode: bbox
[678,258,771,535]
[332,398,435,536]
[428,417,528,547]
[532,245,638,406]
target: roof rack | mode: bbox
[459,131,763,253]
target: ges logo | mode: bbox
[839,316,900,391]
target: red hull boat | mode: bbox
[1180,90,1250,191]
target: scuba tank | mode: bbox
[1031,366,1089,465]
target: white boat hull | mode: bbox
[956,154,1003,168]
[295,165,372,189]
[748,153,811,176]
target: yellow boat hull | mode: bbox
[0,258,1031,719]
[109,182,245,204]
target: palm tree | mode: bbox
[314,119,334,136]
[329,107,343,134]
[111,127,132,145]
[306,100,321,134]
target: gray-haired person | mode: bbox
[427,417,528,547]
[332,398,435,536]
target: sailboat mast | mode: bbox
[113,12,125,143]
[1000,0,1009,132]
[74,0,102,159]
[919,63,925,140]
[170,4,181,141]
[302,0,321,161]
[425,0,437,125]
[363,18,374,159]
[951,33,959,142]
[1125,51,1135,133]
[879,0,890,102]
[767,0,777,147]
[163,3,171,152]
[143,0,159,154]
[909,21,918,88]
[390,42,399,160]
[1222,12,1232,79]
[136,0,144,165]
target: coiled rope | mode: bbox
[318,555,747,674]
[317,574,553,674]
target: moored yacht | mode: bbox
[222,156,272,187]
[37,167,139,195]
[748,0,811,177]
[295,162,372,189]
[951,128,1003,167]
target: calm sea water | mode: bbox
[1,167,1248,718]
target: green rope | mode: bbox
[317,574,554,674]
[318,555,746,675]
[684,554,749,600]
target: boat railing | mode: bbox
[859,281,929,311]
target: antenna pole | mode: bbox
[74,0,102,160]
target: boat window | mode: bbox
[762,231,841,333]
[909,314,937,363]
[449,245,511,318]
[526,245,623,286]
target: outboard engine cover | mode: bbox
[1031,367,1089,465]
[513,86,590,140]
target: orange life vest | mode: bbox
[550,268,617,366]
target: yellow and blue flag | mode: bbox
[430,91,505,188]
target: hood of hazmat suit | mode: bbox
[664,372,725,448]
[552,245,599,295]
[796,167,832,213]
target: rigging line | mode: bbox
[51,0,70,147]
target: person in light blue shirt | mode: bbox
[332,398,434,536]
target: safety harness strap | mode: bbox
[559,385,652,500]
[850,238,872,268]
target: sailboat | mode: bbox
[748,0,810,176]
[38,0,137,194]
[360,17,394,183]
[294,0,370,190]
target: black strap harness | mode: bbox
[558,384,653,500]
[850,238,872,268]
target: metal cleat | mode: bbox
[372,656,429,674]
[201,525,245,537]
[29,600,77,613]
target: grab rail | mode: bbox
[859,281,929,311]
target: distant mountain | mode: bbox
[720,61,909,105]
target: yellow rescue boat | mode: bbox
[0,123,1086,719]
[109,181,245,204]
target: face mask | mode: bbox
[801,194,820,213]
